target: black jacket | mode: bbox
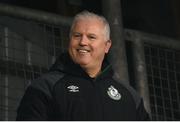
[16,52,150,120]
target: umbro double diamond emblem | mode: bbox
[67,85,79,92]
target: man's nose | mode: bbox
[79,35,88,45]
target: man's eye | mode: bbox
[89,36,96,40]
[74,34,81,37]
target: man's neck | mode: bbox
[83,67,101,78]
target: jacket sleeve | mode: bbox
[136,99,151,120]
[16,87,53,120]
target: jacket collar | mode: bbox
[49,52,113,80]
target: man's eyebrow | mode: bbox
[73,32,79,33]
[88,33,97,36]
[72,32,81,35]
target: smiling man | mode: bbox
[68,13,111,77]
[16,11,150,120]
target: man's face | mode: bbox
[68,18,111,70]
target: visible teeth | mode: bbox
[78,49,88,53]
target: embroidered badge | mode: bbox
[67,85,79,92]
[107,85,121,100]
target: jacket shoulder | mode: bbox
[29,71,64,98]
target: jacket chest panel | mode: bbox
[101,84,137,120]
[53,76,104,120]
[53,76,136,120]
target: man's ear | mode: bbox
[105,40,112,53]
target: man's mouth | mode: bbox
[77,49,90,53]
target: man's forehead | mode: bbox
[72,25,103,35]
[71,18,106,37]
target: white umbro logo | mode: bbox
[67,85,79,92]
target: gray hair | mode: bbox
[70,10,110,41]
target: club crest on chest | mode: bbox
[107,85,121,100]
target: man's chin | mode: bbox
[79,62,88,66]
[78,61,90,68]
